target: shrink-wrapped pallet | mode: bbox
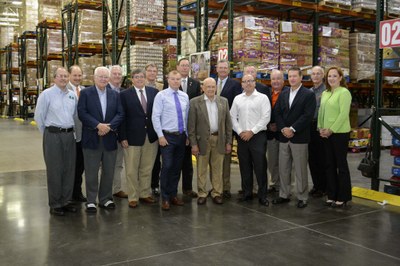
[349,33,375,81]
[39,0,62,22]
[25,39,37,62]
[73,9,103,44]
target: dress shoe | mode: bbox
[212,196,223,205]
[113,191,128,198]
[86,203,97,213]
[50,208,65,216]
[152,187,160,196]
[197,197,207,205]
[297,200,308,208]
[99,200,116,209]
[170,197,184,206]
[183,190,198,198]
[267,187,279,193]
[128,201,138,208]
[223,190,231,199]
[139,197,156,204]
[259,198,270,207]
[331,201,347,208]
[272,197,290,204]
[161,200,170,211]
[324,200,334,207]
[72,193,87,202]
[237,195,253,202]
[62,204,77,213]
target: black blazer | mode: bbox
[274,85,316,144]
[163,77,201,100]
[119,86,159,145]
[78,86,124,151]
[267,86,289,140]
[255,82,271,103]
[218,77,242,109]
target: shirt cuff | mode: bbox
[290,126,296,133]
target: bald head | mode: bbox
[202,77,217,99]
[270,69,284,92]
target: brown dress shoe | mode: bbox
[170,197,184,206]
[212,196,223,204]
[183,190,198,198]
[113,191,128,198]
[161,200,170,211]
[139,197,156,204]
[128,201,138,208]
[197,197,207,205]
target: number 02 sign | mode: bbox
[380,18,400,48]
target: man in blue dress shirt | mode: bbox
[152,70,190,211]
[34,67,78,216]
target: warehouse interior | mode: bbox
[0,0,400,265]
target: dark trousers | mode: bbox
[43,129,76,208]
[151,148,161,189]
[73,141,85,197]
[181,145,194,191]
[308,122,327,192]
[160,133,186,201]
[323,133,352,202]
[237,132,268,200]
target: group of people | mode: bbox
[34,58,352,216]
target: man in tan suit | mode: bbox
[188,78,232,205]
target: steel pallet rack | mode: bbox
[61,0,106,68]
[105,0,175,77]
[0,48,6,111]
[5,43,19,118]
[36,19,63,91]
[177,0,400,191]
[18,31,37,119]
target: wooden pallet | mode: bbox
[319,1,351,10]
[352,7,376,15]
[134,24,166,30]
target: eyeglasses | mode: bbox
[56,74,69,79]
[96,75,110,79]
[133,75,145,79]
[242,80,255,84]
[179,64,190,67]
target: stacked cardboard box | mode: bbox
[26,68,37,90]
[383,47,400,70]
[118,0,164,27]
[349,33,375,81]
[25,39,37,62]
[0,27,15,48]
[165,0,195,28]
[352,0,375,10]
[19,0,39,33]
[47,29,64,54]
[154,38,177,79]
[121,43,164,82]
[73,9,103,44]
[11,49,18,69]
[319,26,350,76]
[78,55,105,86]
[388,0,400,14]
[260,18,280,73]
[181,27,204,56]
[39,0,62,22]
[280,21,313,74]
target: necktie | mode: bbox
[139,89,147,113]
[217,80,222,95]
[181,79,187,93]
[76,86,80,98]
[173,91,184,133]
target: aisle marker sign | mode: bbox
[218,47,228,61]
[380,18,400,48]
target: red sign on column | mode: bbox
[218,47,228,61]
[380,18,400,48]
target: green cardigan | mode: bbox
[317,86,351,133]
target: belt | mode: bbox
[46,126,74,133]
[163,130,184,136]
[211,131,218,136]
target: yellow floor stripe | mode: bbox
[30,121,37,126]
[1,115,8,119]
[352,186,400,207]
[14,118,24,122]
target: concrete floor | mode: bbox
[0,119,399,265]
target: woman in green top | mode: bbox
[318,67,352,208]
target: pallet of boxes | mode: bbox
[349,128,370,153]
[386,127,400,195]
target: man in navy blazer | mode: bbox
[119,69,159,209]
[78,66,124,213]
[272,66,316,209]
[215,59,242,199]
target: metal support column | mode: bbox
[312,8,319,66]
[126,0,131,74]
[228,0,233,75]
[204,0,209,51]
[196,0,202,52]
[177,0,182,55]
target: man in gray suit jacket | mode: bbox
[188,78,232,205]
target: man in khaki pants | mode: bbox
[188,78,232,205]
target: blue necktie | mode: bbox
[173,91,184,133]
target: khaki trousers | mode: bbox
[124,138,158,201]
[197,135,224,198]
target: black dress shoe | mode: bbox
[259,198,269,206]
[267,187,279,193]
[223,190,231,199]
[152,187,160,196]
[297,200,308,208]
[272,197,290,204]
[50,208,65,216]
[62,204,77,213]
[72,194,87,202]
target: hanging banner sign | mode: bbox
[218,47,228,61]
[380,18,400,48]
